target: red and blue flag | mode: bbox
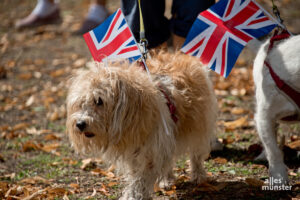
[83,8,142,62]
[181,0,277,77]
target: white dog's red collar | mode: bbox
[264,30,300,118]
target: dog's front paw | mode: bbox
[119,195,152,200]
[120,187,152,200]
[158,176,175,190]
[269,163,289,185]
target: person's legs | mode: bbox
[171,0,215,49]
[16,0,109,33]
[121,0,170,49]
[76,0,109,35]
[15,0,61,29]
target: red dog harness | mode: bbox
[264,30,300,119]
[139,61,178,123]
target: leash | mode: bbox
[138,0,148,61]
[252,0,292,35]
[136,0,178,125]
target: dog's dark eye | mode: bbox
[95,97,103,106]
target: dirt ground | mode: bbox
[0,0,299,199]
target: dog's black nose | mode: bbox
[76,121,86,131]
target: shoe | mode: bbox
[74,4,109,35]
[15,8,61,30]
[74,19,103,35]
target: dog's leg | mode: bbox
[158,166,175,190]
[255,124,279,161]
[121,172,156,200]
[120,157,158,200]
[255,110,288,184]
[190,151,207,184]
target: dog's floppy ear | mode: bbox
[109,78,142,139]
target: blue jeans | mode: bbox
[121,0,215,48]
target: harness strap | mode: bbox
[138,62,178,123]
[264,61,300,110]
[264,30,300,112]
[267,29,290,52]
[158,86,178,123]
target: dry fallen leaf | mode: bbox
[40,143,60,153]
[50,69,65,78]
[69,183,79,189]
[12,123,29,131]
[164,189,176,196]
[0,181,9,195]
[34,58,46,66]
[63,194,70,200]
[44,134,60,141]
[81,158,94,170]
[0,154,4,162]
[250,164,266,169]
[223,116,248,131]
[62,157,78,165]
[231,107,247,115]
[98,183,110,196]
[213,157,228,164]
[84,188,97,199]
[197,182,219,192]
[18,73,32,80]
[214,182,228,191]
[289,171,297,176]
[287,140,300,151]
[0,66,7,79]
[20,176,50,185]
[25,95,35,107]
[215,81,231,90]
[49,111,59,121]
[22,141,40,152]
[22,188,47,200]
[73,58,86,68]
[245,178,264,187]
[47,187,69,197]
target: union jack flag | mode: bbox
[83,8,142,62]
[181,0,277,77]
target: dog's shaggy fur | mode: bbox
[252,34,300,183]
[66,52,217,199]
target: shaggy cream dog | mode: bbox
[66,52,217,199]
[252,34,300,184]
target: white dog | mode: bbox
[251,33,300,183]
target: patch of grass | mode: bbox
[4,136,32,151]
[59,143,74,157]
[15,169,32,180]
[176,157,188,170]
[32,106,45,112]
[108,194,118,199]
[15,153,69,180]
[47,122,66,132]
[205,160,267,176]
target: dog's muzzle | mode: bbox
[76,120,95,138]
[76,120,86,131]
